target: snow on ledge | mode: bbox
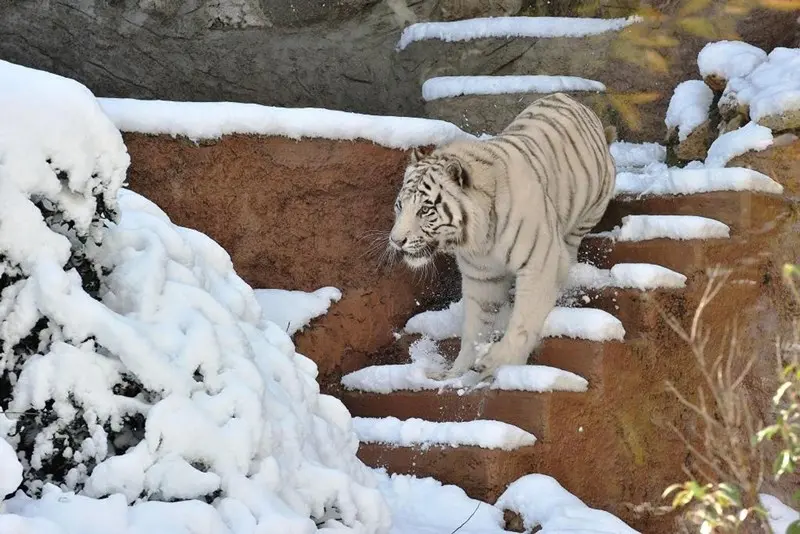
[352,416,537,450]
[396,15,642,50]
[421,75,605,101]
[341,362,587,393]
[497,474,639,533]
[705,121,773,168]
[698,41,767,82]
[594,215,731,241]
[719,47,800,123]
[665,80,714,142]
[253,286,341,336]
[610,141,666,170]
[615,166,783,197]
[97,97,476,148]
[405,304,624,342]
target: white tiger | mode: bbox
[389,93,617,381]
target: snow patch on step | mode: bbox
[497,474,640,533]
[343,337,588,393]
[565,263,687,290]
[421,75,605,101]
[405,304,624,342]
[704,121,774,169]
[610,141,666,171]
[352,416,537,450]
[615,165,783,197]
[591,215,731,241]
[396,15,642,50]
[341,361,588,394]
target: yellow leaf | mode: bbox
[679,0,712,16]
[609,94,643,132]
[575,0,601,17]
[626,92,661,105]
[634,5,668,21]
[643,49,670,74]
[678,16,718,38]
[760,0,800,9]
[723,3,752,15]
[620,26,680,48]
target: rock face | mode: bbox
[425,91,668,142]
[122,133,460,391]
[1,0,795,138]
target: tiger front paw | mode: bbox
[470,342,510,381]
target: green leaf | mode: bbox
[787,519,800,534]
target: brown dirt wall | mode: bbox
[121,133,460,391]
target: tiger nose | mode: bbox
[390,236,407,250]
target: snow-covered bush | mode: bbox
[0,60,390,533]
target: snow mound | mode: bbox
[704,121,773,168]
[396,15,641,50]
[253,287,342,336]
[377,471,507,534]
[0,437,22,498]
[497,474,639,533]
[422,75,605,101]
[565,263,686,290]
[352,416,536,450]
[665,80,714,141]
[615,165,783,196]
[98,97,475,148]
[0,60,390,533]
[599,215,731,241]
[697,41,767,82]
[719,47,800,123]
[405,303,624,342]
[609,141,666,170]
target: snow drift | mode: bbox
[0,59,390,533]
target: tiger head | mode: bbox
[389,148,470,269]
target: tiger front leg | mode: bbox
[428,271,512,380]
[471,243,570,381]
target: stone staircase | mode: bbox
[394,11,675,142]
[338,181,791,531]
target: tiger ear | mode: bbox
[445,158,470,189]
[409,147,424,164]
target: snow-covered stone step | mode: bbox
[601,190,792,237]
[564,262,687,291]
[578,230,769,276]
[590,214,731,242]
[615,167,783,197]
[375,336,628,390]
[396,15,641,50]
[424,90,646,140]
[403,305,625,345]
[422,75,606,101]
[342,387,585,440]
[357,441,539,504]
[353,416,537,450]
[341,360,588,394]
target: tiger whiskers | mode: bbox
[357,229,395,272]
